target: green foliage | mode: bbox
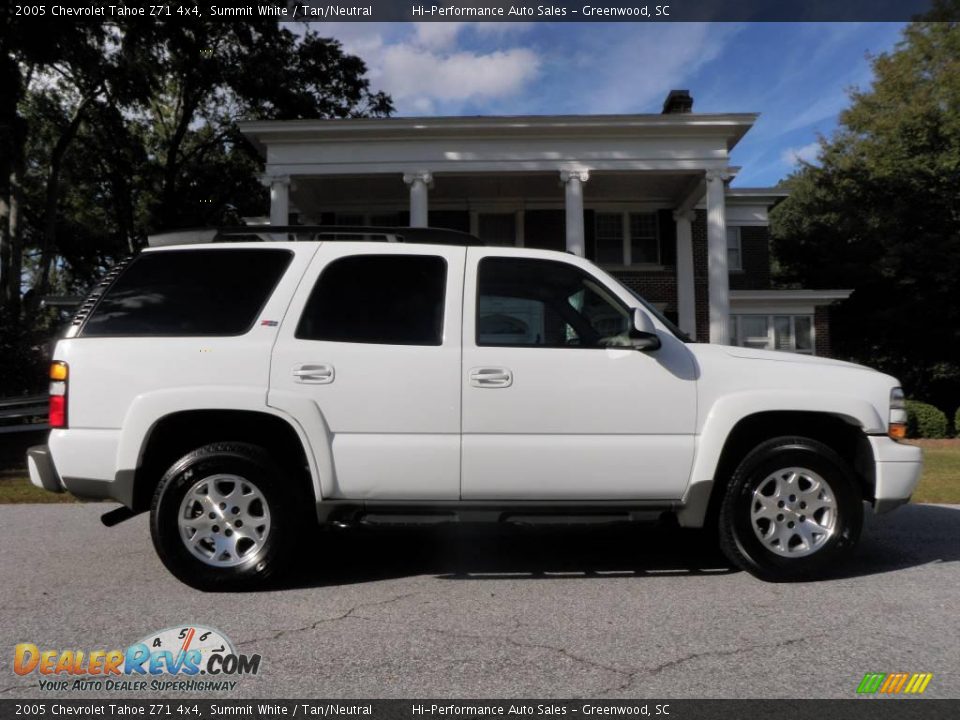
[906,400,949,439]
[954,406,960,437]
[771,16,960,412]
[1,19,393,395]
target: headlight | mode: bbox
[888,387,906,440]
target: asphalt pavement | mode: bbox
[0,502,957,699]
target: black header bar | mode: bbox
[9,1,953,23]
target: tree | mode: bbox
[771,12,960,412]
[0,17,392,395]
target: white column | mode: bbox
[261,174,291,226]
[705,170,731,344]
[673,209,697,338]
[404,172,433,228]
[560,169,589,256]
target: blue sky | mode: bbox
[319,22,907,186]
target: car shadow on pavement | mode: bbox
[833,502,960,581]
[276,521,735,590]
[265,503,960,591]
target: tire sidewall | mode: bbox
[151,444,295,590]
[725,440,863,580]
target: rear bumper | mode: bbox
[31,436,135,507]
[27,445,65,493]
[867,436,923,514]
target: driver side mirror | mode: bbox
[630,308,662,351]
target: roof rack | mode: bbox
[147,225,483,248]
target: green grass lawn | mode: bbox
[906,439,960,504]
[1,439,958,504]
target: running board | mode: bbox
[317,500,678,528]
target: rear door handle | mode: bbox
[469,367,513,388]
[293,363,335,384]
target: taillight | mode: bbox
[49,361,68,429]
[888,387,906,440]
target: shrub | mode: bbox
[955,406,960,438]
[905,400,948,439]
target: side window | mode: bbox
[477,257,631,348]
[296,254,446,345]
[81,249,292,337]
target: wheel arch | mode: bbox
[128,408,319,514]
[678,407,876,528]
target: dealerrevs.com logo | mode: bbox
[13,625,260,693]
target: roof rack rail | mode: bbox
[147,225,483,248]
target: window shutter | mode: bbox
[658,209,677,266]
[584,209,596,261]
[523,209,566,251]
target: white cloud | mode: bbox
[380,45,541,105]
[412,22,465,50]
[781,141,821,166]
[321,22,542,114]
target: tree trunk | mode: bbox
[7,122,24,322]
[30,94,95,312]
[0,159,10,311]
[157,80,197,230]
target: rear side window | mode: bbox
[296,255,446,345]
[81,249,293,337]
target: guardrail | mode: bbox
[0,395,49,435]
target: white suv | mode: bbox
[27,227,922,589]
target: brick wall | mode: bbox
[611,271,677,309]
[692,210,711,342]
[815,306,831,357]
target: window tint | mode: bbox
[81,249,292,337]
[297,255,446,345]
[477,258,631,348]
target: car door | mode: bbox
[269,243,465,500]
[461,248,698,500]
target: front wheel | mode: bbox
[718,436,863,581]
[150,442,303,591]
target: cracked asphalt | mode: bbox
[1,503,958,699]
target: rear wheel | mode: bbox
[150,442,303,590]
[718,436,863,581]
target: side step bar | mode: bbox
[318,500,678,528]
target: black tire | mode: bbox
[718,436,863,582]
[150,442,305,591]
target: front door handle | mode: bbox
[469,367,513,388]
[293,363,334,384]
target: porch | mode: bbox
[241,111,749,344]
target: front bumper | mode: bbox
[27,445,65,493]
[867,436,923,513]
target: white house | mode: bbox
[239,90,849,355]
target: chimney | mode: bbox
[662,89,693,114]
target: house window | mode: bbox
[727,226,742,271]
[594,212,660,266]
[730,314,815,354]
